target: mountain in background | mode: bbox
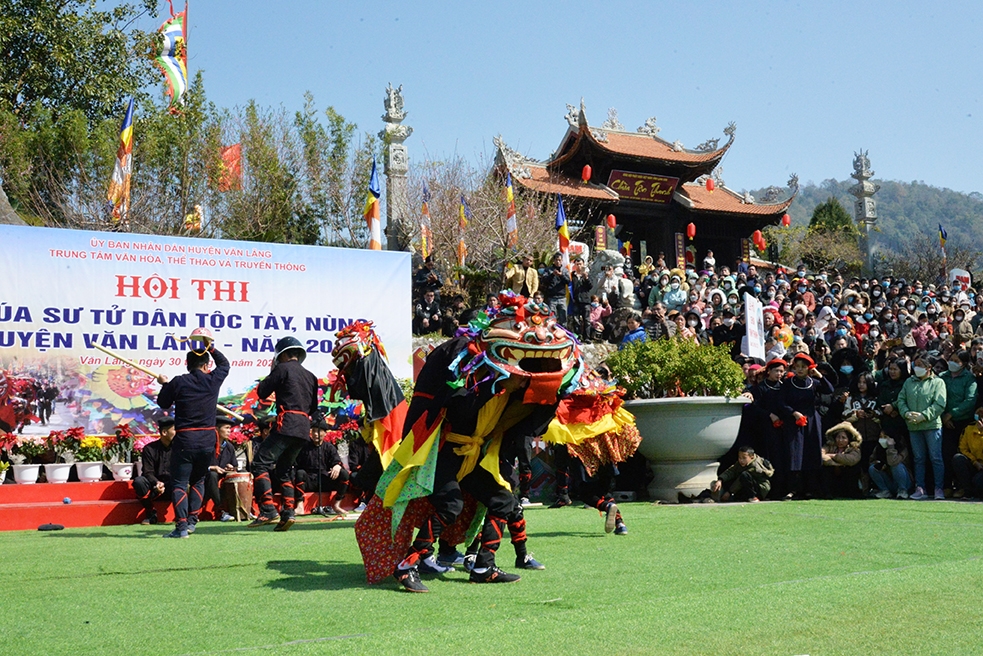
[750,179,983,253]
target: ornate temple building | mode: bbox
[494,100,798,269]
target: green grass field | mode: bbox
[2,500,982,655]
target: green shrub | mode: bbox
[606,339,744,399]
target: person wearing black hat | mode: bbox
[249,336,319,531]
[295,415,349,516]
[156,342,230,538]
[413,255,444,302]
[132,417,175,525]
[199,414,238,522]
[712,307,745,359]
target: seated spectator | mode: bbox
[821,422,863,498]
[132,417,174,525]
[202,415,237,522]
[249,415,273,469]
[710,446,774,502]
[952,409,983,499]
[295,417,350,515]
[413,289,441,335]
[869,431,913,499]
[413,255,443,301]
[619,313,647,350]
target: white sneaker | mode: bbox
[910,487,928,500]
[897,488,910,499]
[874,490,892,499]
[519,497,532,507]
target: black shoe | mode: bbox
[140,510,158,526]
[470,566,521,584]
[394,567,428,593]
[515,554,545,570]
[273,515,295,532]
[247,512,279,528]
[550,495,572,508]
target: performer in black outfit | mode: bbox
[157,340,230,538]
[249,336,319,532]
[200,414,238,522]
[295,416,350,515]
[132,417,175,525]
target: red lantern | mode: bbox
[781,213,791,227]
[686,222,696,240]
[606,214,617,229]
[581,164,592,184]
[705,177,715,193]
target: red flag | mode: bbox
[218,143,242,192]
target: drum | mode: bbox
[221,472,253,521]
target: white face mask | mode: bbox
[688,320,698,327]
[879,437,889,448]
[913,366,928,378]
[723,318,735,327]
[671,282,680,290]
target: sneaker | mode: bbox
[614,522,628,536]
[162,528,189,539]
[418,555,452,574]
[603,502,619,533]
[219,511,235,522]
[550,495,572,508]
[897,488,910,500]
[394,567,428,593]
[874,490,892,499]
[519,497,532,507]
[352,502,367,513]
[515,554,545,570]
[910,487,928,500]
[463,553,476,573]
[140,510,158,526]
[436,550,466,568]
[247,512,279,528]
[934,488,945,500]
[273,516,295,532]
[470,566,521,584]
[186,519,197,534]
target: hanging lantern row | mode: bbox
[752,229,766,251]
[582,164,592,184]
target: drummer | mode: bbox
[156,328,230,539]
[199,414,238,522]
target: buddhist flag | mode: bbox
[107,98,135,224]
[457,195,471,269]
[555,194,570,271]
[217,143,241,192]
[939,223,947,250]
[420,181,434,259]
[364,160,382,250]
[153,4,189,114]
[505,172,518,252]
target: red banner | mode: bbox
[606,170,678,204]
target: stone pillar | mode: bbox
[849,150,880,275]
[380,84,413,251]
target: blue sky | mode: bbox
[167,0,979,194]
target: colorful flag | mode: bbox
[457,195,471,269]
[364,161,382,250]
[555,194,570,271]
[217,143,241,192]
[420,182,434,259]
[504,172,518,252]
[939,223,947,250]
[153,4,189,114]
[107,98,135,224]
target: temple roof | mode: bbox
[494,136,619,202]
[675,182,794,216]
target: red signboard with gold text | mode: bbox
[606,170,679,204]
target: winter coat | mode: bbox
[869,434,909,469]
[958,424,983,463]
[941,367,977,422]
[897,374,947,431]
[822,421,863,467]
[718,455,774,497]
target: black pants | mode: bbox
[203,470,227,511]
[349,443,383,498]
[295,467,350,498]
[404,444,521,570]
[952,454,983,497]
[729,471,767,501]
[132,475,170,512]
[942,420,972,489]
[820,465,862,499]
[251,432,307,518]
[170,446,212,529]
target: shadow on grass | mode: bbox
[41,529,162,539]
[531,531,606,539]
[265,559,368,592]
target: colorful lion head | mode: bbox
[333,320,386,373]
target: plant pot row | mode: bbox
[5,462,134,485]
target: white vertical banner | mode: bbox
[743,292,765,360]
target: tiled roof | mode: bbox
[585,130,729,165]
[512,164,620,201]
[675,183,793,216]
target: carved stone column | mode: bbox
[849,150,880,275]
[380,84,413,251]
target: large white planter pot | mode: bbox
[12,463,41,485]
[626,396,749,501]
[44,462,73,484]
[110,463,134,482]
[76,461,104,483]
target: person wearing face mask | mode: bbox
[661,275,687,313]
[880,308,900,340]
[684,310,707,344]
[951,408,983,499]
[911,313,938,350]
[897,355,948,500]
[951,308,974,347]
[940,350,977,494]
[711,307,745,359]
[648,274,671,307]
[796,279,817,313]
[868,430,913,499]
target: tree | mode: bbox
[879,234,979,284]
[0,0,159,124]
[809,196,857,235]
